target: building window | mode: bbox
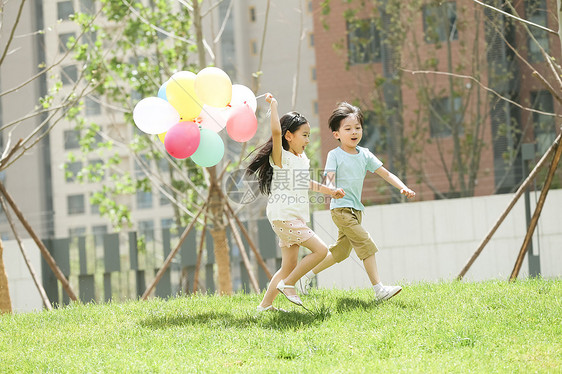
[68,226,86,238]
[65,161,82,182]
[57,1,74,20]
[161,218,174,230]
[313,101,318,115]
[88,159,104,181]
[526,0,549,62]
[249,6,256,22]
[423,1,458,44]
[531,90,555,154]
[429,96,463,138]
[308,1,313,13]
[308,32,314,47]
[359,111,386,153]
[135,155,153,209]
[250,39,258,55]
[138,220,155,242]
[58,32,76,53]
[0,205,7,224]
[310,67,316,81]
[347,19,381,65]
[61,65,78,85]
[136,191,153,209]
[67,194,86,215]
[64,129,81,149]
[84,30,97,48]
[159,186,171,206]
[85,96,101,116]
[79,0,95,14]
[92,225,107,248]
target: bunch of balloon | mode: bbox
[132,67,259,168]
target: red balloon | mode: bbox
[164,121,201,159]
[226,103,258,142]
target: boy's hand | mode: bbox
[400,188,416,199]
[331,188,346,199]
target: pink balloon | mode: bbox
[197,105,228,132]
[226,103,258,143]
[164,121,201,159]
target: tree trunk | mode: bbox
[0,240,12,314]
[210,226,232,295]
[193,0,233,294]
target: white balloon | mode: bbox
[230,84,257,113]
[133,97,180,134]
[197,105,228,132]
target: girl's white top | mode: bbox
[266,148,310,222]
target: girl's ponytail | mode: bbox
[246,138,274,195]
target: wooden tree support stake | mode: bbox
[0,197,52,310]
[223,198,273,279]
[0,180,78,301]
[225,207,260,292]
[192,216,207,293]
[510,134,562,281]
[457,132,562,280]
[142,203,206,300]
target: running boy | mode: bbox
[300,102,415,301]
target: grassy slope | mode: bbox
[0,279,560,373]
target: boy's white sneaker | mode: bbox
[297,276,313,295]
[376,285,402,301]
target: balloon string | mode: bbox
[255,93,266,100]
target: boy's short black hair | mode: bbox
[328,102,364,132]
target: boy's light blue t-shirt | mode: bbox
[324,146,383,211]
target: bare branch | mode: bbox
[0,7,103,98]
[253,0,271,93]
[401,68,562,118]
[212,0,233,43]
[0,0,26,67]
[471,0,557,35]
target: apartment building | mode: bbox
[0,0,52,240]
[0,0,318,244]
[311,0,561,203]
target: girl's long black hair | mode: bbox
[246,111,308,195]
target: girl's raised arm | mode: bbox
[267,93,283,168]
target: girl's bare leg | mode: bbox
[278,235,328,297]
[258,245,299,308]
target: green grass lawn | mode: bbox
[0,279,560,373]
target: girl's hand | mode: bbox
[331,188,346,199]
[400,188,416,199]
[265,93,277,105]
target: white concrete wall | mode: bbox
[6,190,562,312]
[313,189,562,289]
[3,239,44,313]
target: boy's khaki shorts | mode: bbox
[329,207,378,262]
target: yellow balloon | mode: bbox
[157,132,166,143]
[166,71,203,121]
[194,67,232,108]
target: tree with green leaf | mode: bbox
[66,0,249,295]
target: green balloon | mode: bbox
[191,128,225,167]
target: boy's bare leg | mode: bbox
[362,254,381,285]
